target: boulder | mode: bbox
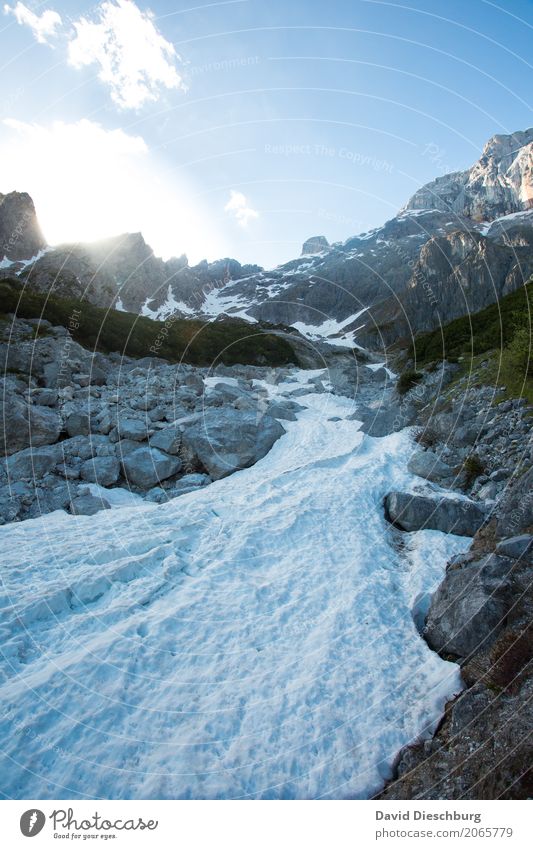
[425,554,515,658]
[65,411,90,438]
[4,444,62,480]
[407,449,454,483]
[495,535,533,562]
[149,425,181,455]
[1,397,62,455]
[167,473,211,496]
[385,491,486,536]
[80,456,120,487]
[116,418,148,441]
[69,494,112,516]
[179,409,285,480]
[121,446,182,489]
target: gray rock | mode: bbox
[385,491,486,536]
[65,411,90,437]
[149,425,181,455]
[4,444,62,480]
[495,535,533,562]
[425,554,514,658]
[3,400,62,455]
[69,494,111,515]
[121,446,182,489]
[167,473,211,496]
[80,456,120,486]
[116,418,148,441]
[30,388,58,407]
[180,409,285,480]
[266,401,303,422]
[407,449,454,483]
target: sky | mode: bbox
[0,0,531,267]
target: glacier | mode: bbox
[0,371,470,799]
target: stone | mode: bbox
[424,554,514,658]
[149,425,182,455]
[121,446,182,489]
[4,444,62,480]
[495,535,533,562]
[179,409,285,480]
[30,388,58,407]
[69,494,112,515]
[167,473,211,497]
[407,449,454,483]
[65,411,90,437]
[80,456,120,487]
[116,418,148,441]
[385,491,486,536]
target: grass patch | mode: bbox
[0,278,297,368]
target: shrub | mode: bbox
[414,426,440,448]
[397,369,423,395]
[504,325,533,378]
[462,453,485,487]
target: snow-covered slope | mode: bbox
[0,371,469,799]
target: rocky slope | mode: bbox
[373,364,533,800]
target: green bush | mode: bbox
[504,325,532,378]
[397,369,423,395]
[462,453,485,487]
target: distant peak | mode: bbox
[301,235,329,255]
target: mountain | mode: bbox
[0,191,46,262]
[403,128,533,220]
[3,127,533,350]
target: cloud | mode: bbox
[0,117,225,263]
[224,190,259,228]
[67,0,184,109]
[4,2,62,44]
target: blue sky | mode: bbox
[0,0,531,266]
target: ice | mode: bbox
[0,372,470,799]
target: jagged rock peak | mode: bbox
[0,191,46,261]
[404,127,533,222]
[301,235,329,255]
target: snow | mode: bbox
[292,309,368,348]
[0,371,470,800]
[141,285,197,321]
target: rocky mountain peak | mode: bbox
[404,127,533,222]
[301,235,329,255]
[0,191,46,262]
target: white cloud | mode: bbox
[67,0,184,109]
[4,2,62,44]
[0,118,225,263]
[224,190,259,228]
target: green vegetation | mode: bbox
[410,279,533,365]
[0,278,297,367]
[410,278,533,404]
[462,453,485,487]
[397,368,423,395]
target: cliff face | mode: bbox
[404,128,533,221]
[0,191,46,261]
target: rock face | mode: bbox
[404,128,533,220]
[384,491,486,536]
[0,191,46,262]
[301,235,329,255]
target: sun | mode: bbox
[0,117,225,264]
